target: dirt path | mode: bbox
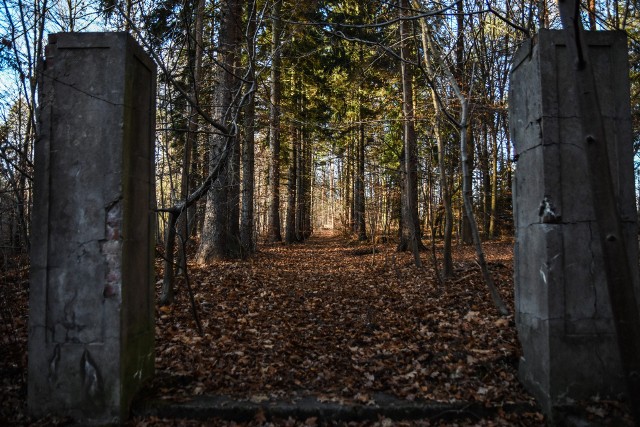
[150,232,531,409]
[2,233,634,425]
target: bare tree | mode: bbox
[0,0,52,253]
[415,3,508,315]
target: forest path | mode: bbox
[3,234,629,425]
[148,232,533,414]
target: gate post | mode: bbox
[29,32,156,423]
[510,29,640,416]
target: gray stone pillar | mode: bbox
[510,29,639,416]
[29,32,156,423]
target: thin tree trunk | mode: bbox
[124,0,133,30]
[398,148,406,243]
[398,0,422,266]
[160,211,178,305]
[295,135,304,241]
[480,125,490,238]
[267,0,283,242]
[346,133,354,230]
[285,119,297,243]
[354,43,367,240]
[461,126,474,244]
[303,135,313,238]
[587,0,597,30]
[426,143,443,285]
[538,0,548,28]
[489,122,498,238]
[229,107,241,246]
[431,92,454,277]
[329,158,336,229]
[241,0,257,256]
[460,100,508,316]
[295,81,304,241]
[356,108,367,241]
[176,0,205,272]
[455,0,464,78]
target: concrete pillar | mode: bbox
[510,29,639,416]
[29,32,156,423]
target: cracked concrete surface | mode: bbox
[28,32,156,424]
[510,30,639,420]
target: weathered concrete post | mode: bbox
[29,32,156,423]
[510,29,640,417]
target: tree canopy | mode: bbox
[1,0,639,276]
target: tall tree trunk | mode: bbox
[397,148,406,242]
[303,135,313,238]
[176,0,205,266]
[295,98,309,242]
[455,0,472,245]
[460,100,508,316]
[481,124,491,238]
[355,120,367,241]
[538,0,548,29]
[162,0,205,302]
[355,83,367,241]
[160,211,178,305]
[455,0,464,78]
[588,0,597,30]
[124,0,133,30]
[285,116,297,243]
[295,136,304,240]
[346,135,353,230]
[241,0,257,256]
[295,79,305,241]
[228,28,243,246]
[461,126,474,244]
[398,0,422,266]
[431,92,454,277]
[197,0,242,262]
[329,158,336,229]
[267,0,283,242]
[489,120,499,239]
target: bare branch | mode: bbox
[113,2,232,136]
[280,2,457,30]
[485,0,531,38]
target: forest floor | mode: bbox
[0,230,634,426]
